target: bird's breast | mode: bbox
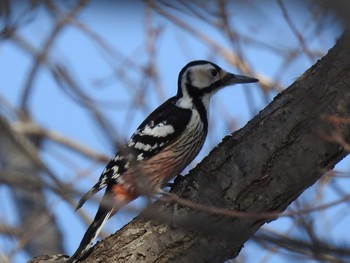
[120,109,207,195]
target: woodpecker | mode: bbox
[68,60,258,262]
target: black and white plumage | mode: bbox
[68,60,258,262]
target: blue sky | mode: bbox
[0,1,345,262]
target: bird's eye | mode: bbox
[210,68,218,77]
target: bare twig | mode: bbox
[20,0,89,113]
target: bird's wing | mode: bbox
[76,97,192,210]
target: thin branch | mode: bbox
[20,0,88,113]
[157,192,350,220]
[277,0,316,62]
[12,121,110,163]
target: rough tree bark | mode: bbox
[31,30,350,263]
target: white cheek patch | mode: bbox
[141,123,175,137]
[191,71,211,89]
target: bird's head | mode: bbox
[176,60,258,108]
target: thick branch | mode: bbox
[31,31,350,262]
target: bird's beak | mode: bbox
[223,72,259,85]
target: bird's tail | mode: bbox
[67,206,114,263]
[68,184,134,262]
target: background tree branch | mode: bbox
[0,117,64,257]
[30,30,350,262]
